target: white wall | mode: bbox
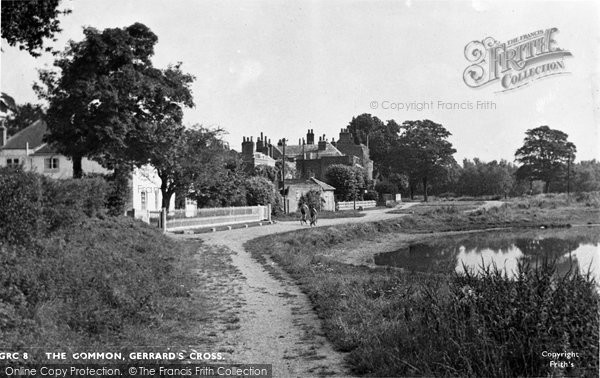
[131,165,174,212]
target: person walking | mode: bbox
[309,204,318,227]
[300,203,309,225]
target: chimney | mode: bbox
[339,127,352,144]
[241,136,255,157]
[1,125,6,147]
[318,136,327,151]
[256,132,264,151]
[306,129,314,145]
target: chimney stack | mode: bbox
[307,129,314,145]
[1,125,6,147]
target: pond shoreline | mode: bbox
[244,202,600,377]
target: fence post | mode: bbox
[267,204,271,222]
[161,208,167,234]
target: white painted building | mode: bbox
[0,120,173,216]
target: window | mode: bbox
[6,158,20,167]
[141,192,147,211]
[44,157,59,170]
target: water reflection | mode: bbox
[373,227,600,282]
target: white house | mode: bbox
[0,120,173,216]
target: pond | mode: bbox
[373,226,600,282]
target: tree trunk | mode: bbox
[72,155,83,178]
[409,184,415,200]
[545,181,551,193]
[161,190,173,212]
[423,176,428,202]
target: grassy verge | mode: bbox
[389,201,485,215]
[245,200,600,376]
[0,217,217,363]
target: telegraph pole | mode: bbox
[281,138,287,214]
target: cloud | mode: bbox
[471,0,489,12]
[229,59,264,92]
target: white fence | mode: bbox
[163,205,271,232]
[337,200,377,211]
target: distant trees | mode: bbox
[456,159,516,198]
[572,160,600,192]
[395,120,457,202]
[2,103,45,135]
[515,126,576,193]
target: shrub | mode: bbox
[575,191,600,208]
[41,176,109,231]
[375,181,398,195]
[104,168,132,216]
[245,176,276,206]
[364,189,378,201]
[0,167,43,245]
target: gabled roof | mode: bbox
[310,177,335,191]
[279,142,343,158]
[286,177,336,191]
[1,119,47,150]
[31,143,59,155]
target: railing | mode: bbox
[337,200,377,211]
[163,205,271,232]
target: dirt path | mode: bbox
[172,204,417,377]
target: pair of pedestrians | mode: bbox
[299,203,318,226]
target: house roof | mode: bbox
[310,177,335,191]
[1,119,47,150]
[31,143,59,155]
[286,177,336,191]
[277,142,343,158]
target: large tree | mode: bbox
[36,23,194,178]
[1,0,71,57]
[515,126,576,193]
[395,120,456,202]
[324,164,365,201]
[347,114,401,180]
[147,126,225,210]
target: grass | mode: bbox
[0,217,226,363]
[244,197,600,377]
[389,201,485,215]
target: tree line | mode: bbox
[3,12,597,211]
[343,114,596,200]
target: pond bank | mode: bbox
[244,202,600,377]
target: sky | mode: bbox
[1,0,599,163]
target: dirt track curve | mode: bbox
[172,202,508,377]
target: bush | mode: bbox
[0,167,43,245]
[41,176,109,231]
[104,168,131,216]
[364,189,378,201]
[375,181,398,195]
[245,176,276,206]
[575,191,600,208]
